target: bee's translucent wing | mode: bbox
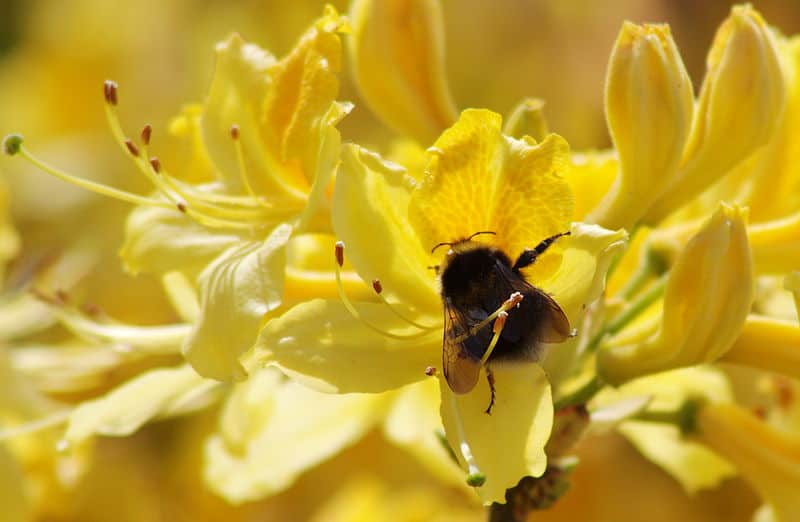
[531,288,572,343]
[442,300,481,394]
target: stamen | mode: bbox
[231,124,261,201]
[447,390,486,487]
[371,277,440,331]
[334,242,431,340]
[425,366,437,376]
[455,292,523,343]
[11,140,173,209]
[480,311,508,365]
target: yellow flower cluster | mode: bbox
[2,1,800,520]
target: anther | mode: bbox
[149,157,161,173]
[124,139,140,157]
[140,124,152,146]
[230,124,240,140]
[3,134,23,156]
[493,311,508,333]
[176,202,187,213]
[425,366,437,376]
[505,292,524,309]
[372,279,383,294]
[103,80,118,106]
[335,241,345,267]
[82,302,102,317]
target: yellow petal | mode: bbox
[595,367,736,494]
[264,6,347,187]
[440,364,553,504]
[349,0,457,144]
[721,315,800,381]
[204,368,387,503]
[166,103,217,184]
[383,378,465,487]
[244,299,439,393]
[590,22,694,230]
[183,224,292,381]
[749,211,800,275]
[645,5,786,224]
[333,144,440,314]
[697,403,800,522]
[618,421,737,494]
[565,151,617,223]
[63,364,220,446]
[409,109,574,281]
[599,204,753,384]
[120,204,245,276]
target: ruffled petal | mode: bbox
[120,204,244,276]
[183,224,292,381]
[204,368,387,503]
[440,364,553,504]
[244,299,439,393]
[333,144,440,314]
[409,109,574,281]
[63,365,221,446]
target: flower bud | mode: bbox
[645,5,786,223]
[599,204,753,385]
[588,22,694,230]
[349,0,457,144]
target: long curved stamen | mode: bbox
[334,242,432,340]
[230,125,264,203]
[454,292,524,343]
[480,310,508,365]
[0,410,71,442]
[7,138,174,210]
[371,278,440,331]
[103,82,268,230]
[448,390,486,487]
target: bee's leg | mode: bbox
[484,365,496,415]
[513,231,571,271]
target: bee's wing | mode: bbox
[530,288,572,343]
[442,300,481,394]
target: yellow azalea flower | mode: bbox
[244,109,625,503]
[588,5,786,229]
[348,0,458,145]
[4,8,351,382]
[598,203,752,385]
[587,22,693,230]
[593,367,737,494]
[0,180,19,282]
[503,98,550,142]
[696,403,800,522]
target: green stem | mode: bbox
[554,375,604,410]
[605,275,667,335]
[633,400,699,435]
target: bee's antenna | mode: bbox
[466,230,496,241]
[431,241,454,254]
